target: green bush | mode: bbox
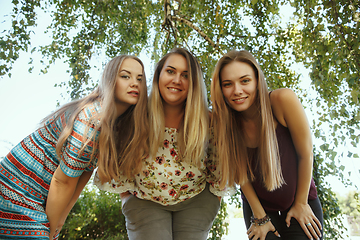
[337,191,360,218]
[60,185,127,240]
[208,200,229,239]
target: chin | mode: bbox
[125,100,138,106]
[232,105,248,112]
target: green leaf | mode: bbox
[320,143,329,151]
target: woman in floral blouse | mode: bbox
[94,48,228,240]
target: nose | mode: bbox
[234,83,243,95]
[172,74,181,84]
[130,77,139,88]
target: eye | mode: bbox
[137,77,143,82]
[241,79,250,84]
[120,74,130,79]
[222,82,232,87]
[166,69,175,74]
[181,73,189,79]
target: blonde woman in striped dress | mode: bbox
[0,55,148,239]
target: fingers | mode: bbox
[286,202,322,239]
[304,220,322,240]
[311,218,322,238]
[119,191,131,199]
[313,216,322,231]
[272,229,281,238]
[247,224,262,240]
[120,191,132,206]
[246,222,280,240]
[52,229,59,240]
[285,212,292,227]
[246,223,255,236]
[246,224,256,239]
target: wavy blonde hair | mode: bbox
[148,48,209,166]
[42,55,148,183]
[211,50,284,191]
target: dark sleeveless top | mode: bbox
[241,123,318,212]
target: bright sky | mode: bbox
[0,2,69,155]
[1,0,359,198]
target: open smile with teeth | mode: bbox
[233,97,247,103]
[168,87,181,92]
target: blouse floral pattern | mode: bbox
[94,127,231,206]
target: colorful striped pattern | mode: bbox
[0,101,101,238]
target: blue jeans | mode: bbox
[243,197,324,240]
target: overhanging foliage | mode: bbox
[2,0,359,239]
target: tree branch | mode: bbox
[162,0,171,30]
[170,15,223,54]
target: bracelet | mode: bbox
[250,214,271,226]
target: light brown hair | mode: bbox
[42,55,148,183]
[211,50,284,190]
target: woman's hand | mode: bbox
[120,191,132,207]
[49,219,65,240]
[246,221,280,240]
[49,219,64,239]
[120,191,131,200]
[286,202,322,240]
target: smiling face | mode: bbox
[114,58,144,115]
[220,61,258,113]
[158,54,189,109]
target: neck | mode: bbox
[116,103,130,118]
[239,102,259,122]
[237,104,261,148]
[163,103,185,129]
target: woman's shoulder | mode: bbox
[78,100,102,119]
[270,88,300,127]
[270,88,300,107]
[270,88,296,102]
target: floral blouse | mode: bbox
[94,127,232,206]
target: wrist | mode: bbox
[250,214,271,226]
[293,199,308,206]
[294,191,309,205]
[252,211,267,219]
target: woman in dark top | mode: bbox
[211,50,323,240]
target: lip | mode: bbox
[128,90,139,96]
[232,97,247,104]
[167,87,182,92]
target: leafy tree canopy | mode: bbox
[2,0,359,132]
[337,190,360,218]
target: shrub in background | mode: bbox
[60,185,127,240]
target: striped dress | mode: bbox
[0,101,101,239]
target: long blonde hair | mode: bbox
[42,55,148,183]
[148,48,209,166]
[211,50,284,191]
